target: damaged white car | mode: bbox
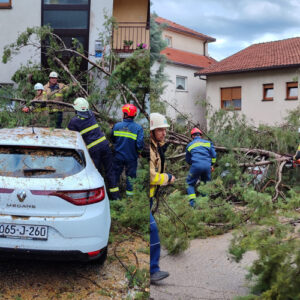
[0,127,110,262]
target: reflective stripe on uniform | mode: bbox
[113,131,137,140]
[150,173,159,185]
[86,136,106,149]
[55,93,63,97]
[188,142,211,152]
[80,124,99,135]
[298,145,300,150]
[150,173,165,185]
[150,186,155,197]
[188,194,196,200]
[212,158,216,163]
[159,174,165,185]
[126,190,134,196]
[109,187,119,192]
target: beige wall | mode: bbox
[113,0,148,22]
[0,0,41,84]
[159,62,207,128]
[206,68,300,126]
[112,0,149,49]
[162,30,205,55]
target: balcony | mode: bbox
[112,22,149,53]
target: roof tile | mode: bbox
[156,16,216,42]
[197,37,300,75]
[161,47,217,69]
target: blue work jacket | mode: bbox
[111,118,144,161]
[68,112,109,150]
[185,136,216,165]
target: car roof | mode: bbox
[0,127,85,149]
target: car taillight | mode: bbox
[31,187,105,206]
[87,250,101,257]
[0,188,14,193]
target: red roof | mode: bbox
[197,37,300,75]
[155,16,215,42]
[161,47,217,69]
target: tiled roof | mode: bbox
[197,37,300,75]
[155,16,216,42]
[161,47,217,69]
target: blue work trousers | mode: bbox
[186,163,211,205]
[113,158,137,196]
[90,146,119,200]
[150,200,160,274]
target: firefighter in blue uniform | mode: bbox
[68,97,119,200]
[111,104,144,197]
[185,128,216,207]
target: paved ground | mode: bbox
[150,232,257,300]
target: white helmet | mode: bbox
[298,127,300,133]
[49,71,58,78]
[73,97,89,112]
[34,83,44,91]
[150,113,170,130]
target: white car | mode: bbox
[0,127,110,262]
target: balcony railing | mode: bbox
[112,22,149,52]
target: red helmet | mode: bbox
[122,104,137,117]
[191,128,202,137]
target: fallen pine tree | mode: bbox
[153,108,300,299]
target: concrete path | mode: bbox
[150,232,257,300]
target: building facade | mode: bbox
[0,0,149,86]
[156,17,216,127]
[197,37,300,126]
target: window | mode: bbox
[263,84,274,101]
[176,76,187,91]
[0,0,11,8]
[165,36,172,47]
[42,0,90,72]
[221,87,241,110]
[286,82,298,100]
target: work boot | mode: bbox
[150,270,169,283]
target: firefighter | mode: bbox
[150,112,175,283]
[111,104,144,197]
[22,83,46,113]
[43,71,67,128]
[185,128,216,207]
[68,97,119,200]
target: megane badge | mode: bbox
[17,191,26,202]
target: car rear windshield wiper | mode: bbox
[23,168,56,174]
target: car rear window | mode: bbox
[0,146,85,178]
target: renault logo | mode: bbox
[17,191,26,202]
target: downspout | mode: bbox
[203,40,207,56]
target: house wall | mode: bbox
[206,68,300,126]
[0,0,112,84]
[0,0,41,84]
[162,30,205,55]
[112,0,149,50]
[89,0,113,63]
[161,63,207,128]
[113,0,148,22]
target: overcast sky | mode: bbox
[151,0,300,61]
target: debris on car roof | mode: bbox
[0,127,81,149]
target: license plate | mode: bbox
[0,223,48,240]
